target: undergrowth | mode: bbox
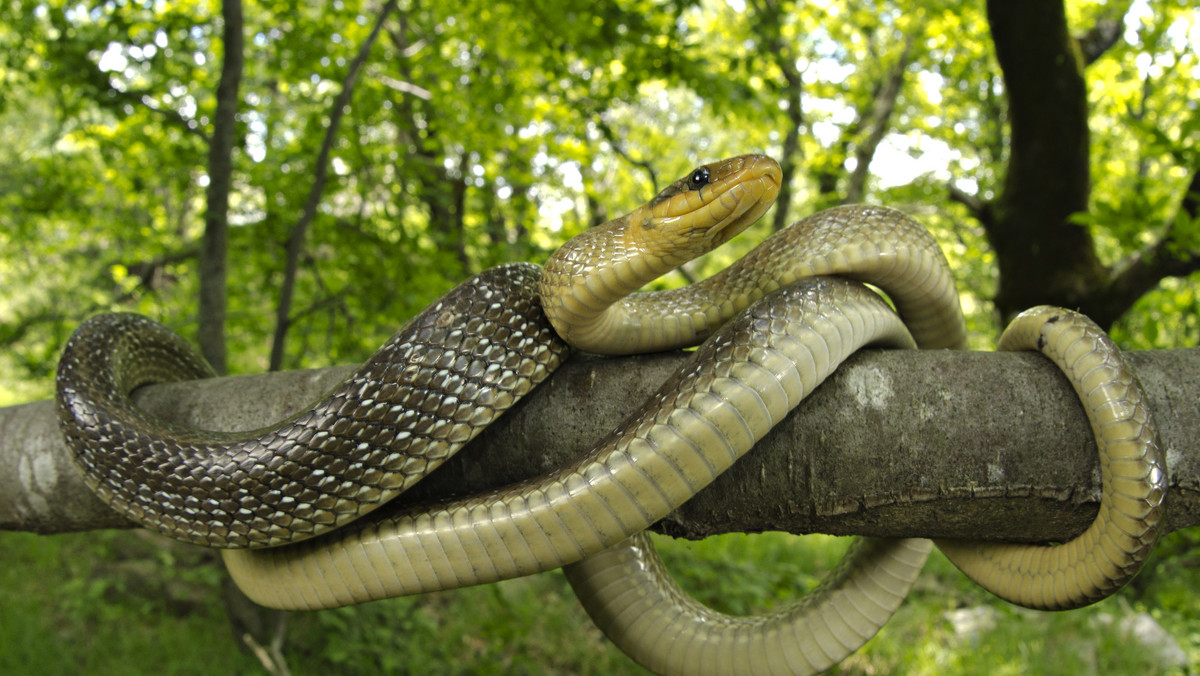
[1,528,1195,674]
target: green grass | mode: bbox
[0,530,255,674]
[2,528,1197,674]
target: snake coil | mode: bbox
[57,155,1165,675]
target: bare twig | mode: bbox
[269,0,400,372]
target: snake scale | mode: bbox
[56,154,1166,674]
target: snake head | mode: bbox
[632,154,782,264]
[539,154,782,353]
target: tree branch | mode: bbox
[1075,16,1124,66]
[199,0,244,376]
[844,34,914,205]
[746,0,805,232]
[1096,170,1200,327]
[947,180,991,225]
[269,0,399,372]
[0,310,69,348]
[4,349,1199,542]
[125,246,202,292]
[115,90,212,143]
[595,117,659,192]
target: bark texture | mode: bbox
[4,349,1198,542]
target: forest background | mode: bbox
[1,0,1199,673]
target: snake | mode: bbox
[55,154,1166,674]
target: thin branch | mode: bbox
[125,245,201,291]
[844,34,914,205]
[374,71,432,100]
[0,310,68,347]
[116,91,212,143]
[269,0,399,372]
[199,0,244,376]
[595,117,658,192]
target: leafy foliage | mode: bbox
[1,0,1197,400]
[1,529,1195,673]
[1,0,1199,672]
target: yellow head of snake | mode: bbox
[539,154,782,353]
[626,154,782,265]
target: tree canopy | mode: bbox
[1,0,1198,407]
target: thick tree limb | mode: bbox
[1102,170,1200,327]
[3,349,1198,543]
[947,181,990,224]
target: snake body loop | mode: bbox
[567,534,933,676]
[55,153,1167,675]
[539,174,966,673]
[57,263,567,547]
[219,276,918,612]
[539,173,966,354]
[936,306,1166,610]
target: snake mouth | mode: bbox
[708,159,782,245]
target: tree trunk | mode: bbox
[982,0,1106,322]
[198,0,244,376]
[958,2,1200,329]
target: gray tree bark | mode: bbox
[197,0,244,376]
[4,348,1198,543]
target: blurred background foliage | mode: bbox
[1,0,1198,673]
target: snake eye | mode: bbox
[687,167,711,191]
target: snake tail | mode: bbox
[937,306,1167,610]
